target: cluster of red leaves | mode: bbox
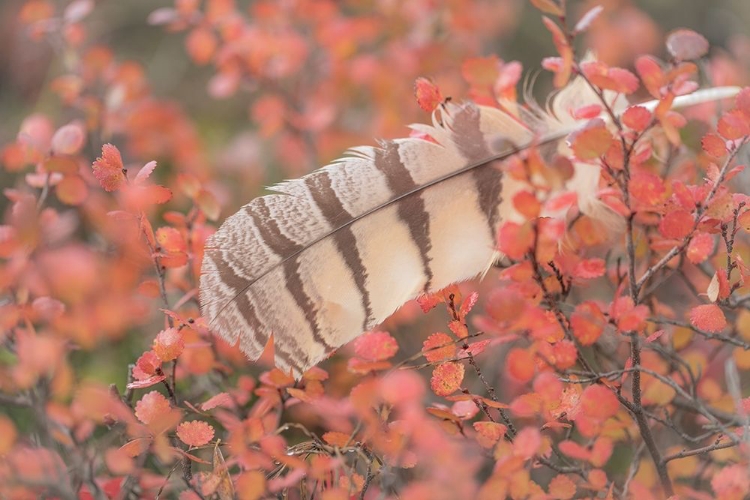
[2,1,750,499]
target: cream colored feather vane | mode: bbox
[199,70,738,377]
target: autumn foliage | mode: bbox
[2,1,750,499]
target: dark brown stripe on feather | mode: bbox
[375,143,434,291]
[305,170,374,330]
[451,105,504,237]
[212,251,305,373]
[246,200,335,351]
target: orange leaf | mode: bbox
[322,431,351,448]
[236,470,266,500]
[549,474,577,500]
[629,171,666,207]
[177,420,215,447]
[512,191,541,219]
[461,56,500,88]
[153,328,184,362]
[186,27,217,65]
[579,385,618,421]
[92,144,126,192]
[430,362,464,397]
[473,421,506,448]
[422,333,456,363]
[542,17,572,88]
[201,393,232,411]
[135,391,171,425]
[569,119,613,160]
[56,175,88,205]
[156,227,187,253]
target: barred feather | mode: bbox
[200,74,739,376]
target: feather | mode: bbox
[200,73,739,377]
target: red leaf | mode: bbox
[513,427,541,460]
[687,232,714,263]
[506,348,535,382]
[712,464,750,499]
[92,144,126,192]
[134,351,161,379]
[629,171,666,206]
[689,304,727,332]
[622,106,652,131]
[718,110,750,140]
[572,104,602,120]
[574,258,606,279]
[736,87,750,116]
[646,329,666,343]
[497,221,533,260]
[176,420,215,447]
[186,27,217,65]
[659,209,693,239]
[635,56,665,98]
[353,331,398,362]
[580,385,618,421]
[460,292,479,317]
[430,362,464,397]
[702,133,727,158]
[414,77,444,112]
[545,191,578,213]
[571,301,606,346]
[666,29,709,61]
